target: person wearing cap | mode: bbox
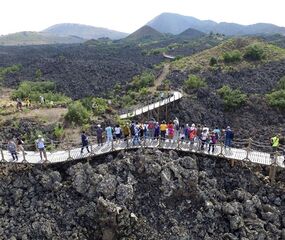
[36,135,48,161]
[225,126,234,148]
[96,125,103,146]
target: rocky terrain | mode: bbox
[0,43,163,99]
[0,149,284,239]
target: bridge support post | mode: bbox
[111,140,114,151]
[21,149,27,163]
[0,149,6,162]
[90,142,94,155]
[177,139,180,150]
[67,148,73,161]
[217,142,225,158]
[269,152,278,183]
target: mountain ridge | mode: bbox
[147,12,285,36]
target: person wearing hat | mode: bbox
[225,126,234,148]
[36,135,48,161]
[96,125,103,146]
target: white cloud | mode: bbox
[0,0,284,35]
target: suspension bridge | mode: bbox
[0,90,284,182]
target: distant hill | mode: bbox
[147,13,285,36]
[178,28,206,39]
[125,25,164,42]
[43,23,128,40]
[0,31,84,46]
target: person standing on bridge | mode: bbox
[167,121,174,141]
[148,119,155,140]
[114,125,122,141]
[225,126,234,148]
[271,134,280,158]
[36,135,48,162]
[80,131,90,154]
[96,125,103,146]
[160,121,167,141]
[105,125,113,145]
[7,139,18,161]
[189,124,197,148]
[122,124,130,142]
[208,131,217,154]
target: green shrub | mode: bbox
[223,50,242,63]
[244,44,265,61]
[278,76,285,90]
[209,57,218,66]
[184,75,207,90]
[0,64,22,82]
[53,124,64,139]
[267,90,285,108]
[218,85,247,109]
[131,71,155,89]
[65,101,90,125]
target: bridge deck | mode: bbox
[119,91,183,119]
[2,139,284,168]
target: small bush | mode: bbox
[278,76,285,90]
[267,90,285,108]
[244,44,265,61]
[218,85,247,109]
[53,124,64,139]
[184,75,207,91]
[131,71,155,89]
[65,101,90,125]
[223,50,242,63]
[209,57,218,66]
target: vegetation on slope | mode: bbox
[172,37,285,72]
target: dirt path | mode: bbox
[1,108,68,125]
[149,63,170,93]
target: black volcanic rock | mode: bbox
[0,149,284,239]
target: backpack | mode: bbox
[130,124,135,135]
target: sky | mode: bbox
[1,0,284,35]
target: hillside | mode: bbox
[172,37,285,73]
[0,31,84,46]
[125,25,164,42]
[147,12,285,36]
[43,23,128,40]
[178,28,206,39]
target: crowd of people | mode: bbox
[80,118,235,154]
[4,118,284,163]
